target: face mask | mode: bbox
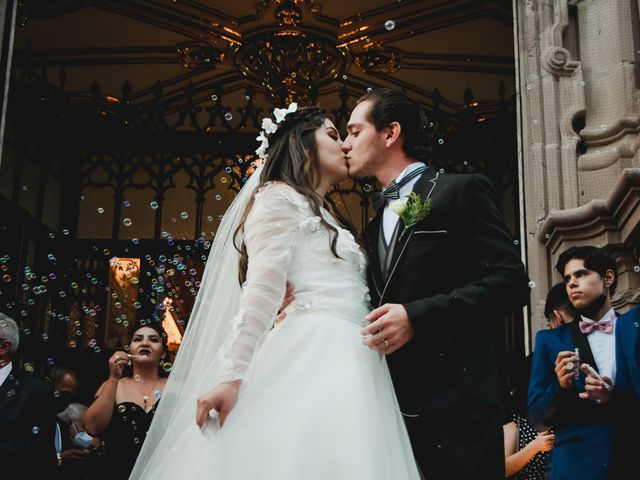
[72,431,94,449]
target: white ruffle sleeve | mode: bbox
[216,183,309,384]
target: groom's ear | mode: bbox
[384,122,402,148]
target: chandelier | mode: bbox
[177,0,401,105]
[232,1,347,104]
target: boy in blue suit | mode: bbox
[612,305,640,396]
[528,246,617,480]
[583,304,640,478]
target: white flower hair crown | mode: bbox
[255,102,298,161]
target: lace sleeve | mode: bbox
[216,184,308,385]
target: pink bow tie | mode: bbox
[579,319,614,335]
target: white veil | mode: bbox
[129,168,261,479]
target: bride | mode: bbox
[130,105,421,479]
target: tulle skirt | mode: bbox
[132,310,421,479]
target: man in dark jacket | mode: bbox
[342,88,530,480]
[0,312,57,476]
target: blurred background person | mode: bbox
[50,365,100,479]
[503,423,554,479]
[56,401,101,479]
[0,312,57,476]
[85,322,168,479]
[50,365,81,412]
[543,282,577,329]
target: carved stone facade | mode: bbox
[514,0,640,347]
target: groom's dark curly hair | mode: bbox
[234,106,353,285]
[357,88,432,162]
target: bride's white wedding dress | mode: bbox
[131,183,420,479]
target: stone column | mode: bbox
[514,0,586,345]
[0,0,17,166]
[576,0,640,201]
[513,0,640,348]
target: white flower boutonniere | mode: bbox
[389,198,408,216]
[393,192,432,241]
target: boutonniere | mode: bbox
[389,192,432,241]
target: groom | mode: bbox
[342,88,530,479]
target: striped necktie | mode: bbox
[372,165,427,210]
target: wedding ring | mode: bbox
[595,398,602,405]
[383,339,389,348]
[565,362,574,371]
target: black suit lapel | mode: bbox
[0,367,19,423]
[379,167,440,305]
[568,319,598,373]
[365,208,384,298]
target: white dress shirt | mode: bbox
[382,162,426,244]
[0,361,12,388]
[582,307,617,383]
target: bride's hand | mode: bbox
[196,381,240,429]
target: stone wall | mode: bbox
[514,0,640,347]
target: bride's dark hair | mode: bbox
[234,106,347,284]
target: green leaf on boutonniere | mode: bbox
[392,192,432,241]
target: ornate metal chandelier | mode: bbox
[176,0,403,105]
[232,0,347,104]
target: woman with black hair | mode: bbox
[85,322,168,479]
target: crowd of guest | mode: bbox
[507,246,640,479]
[0,317,167,479]
[1,244,639,479]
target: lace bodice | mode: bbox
[217,183,370,384]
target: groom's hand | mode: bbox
[275,282,295,324]
[361,304,414,354]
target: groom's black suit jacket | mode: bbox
[365,168,529,470]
